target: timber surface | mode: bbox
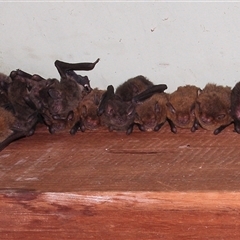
[0,123,240,239]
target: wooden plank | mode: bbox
[0,123,240,238]
[0,191,240,239]
[0,124,240,192]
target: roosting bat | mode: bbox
[69,88,106,134]
[36,58,100,133]
[98,76,167,135]
[0,71,41,151]
[166,85,200,133]
[134,92,168,132]
[230,81,240,133]
[195,83,233,134]
[98,85,137,134]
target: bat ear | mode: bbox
[81,105,88,117]
[48,88,61,99]
[166,102,176,114]
[197,89,202,96]
[97,86,114,116]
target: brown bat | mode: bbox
[195,83,233,134]
[36,58,100,133]
[97,76,167,134]
[166,85,200,133]
[134,92,168,132]
[0,71,40,151]
[69,88,106,134]
[231,81,240,133]
[98,85,136,134]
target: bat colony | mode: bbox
[0,58,239,151]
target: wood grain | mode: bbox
[0,123,240,239]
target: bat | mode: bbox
[69,88,106,135]
[0,71,41,151]
[166,85,200,133]
[32,58,100,133]
[98,85,137,134]
[195,83,233,134]
[98,76,167,134]
[134,92,168,132]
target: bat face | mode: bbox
[100,98,136,133]
[166,85,199,131]
[98,78,168,134]
[78,88,105,131]
[135,93,168,132]
[99,76,153,133]
[195,84,232,134]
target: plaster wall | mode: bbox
[1,2,240,92]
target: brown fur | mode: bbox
[0,108,15,142]
[195,83,232,133]
[98,76,154,134]
[135,93,168,131]
[99,101,136,133]
[166,85,200,132]
[67,88,106,133]
[115,75,153,101]
[80,88,105,130]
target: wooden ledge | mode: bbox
[0,124,240,238]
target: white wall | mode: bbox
[1,2,240,93]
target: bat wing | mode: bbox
[132,84,167,103]
[54,58,100,78]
